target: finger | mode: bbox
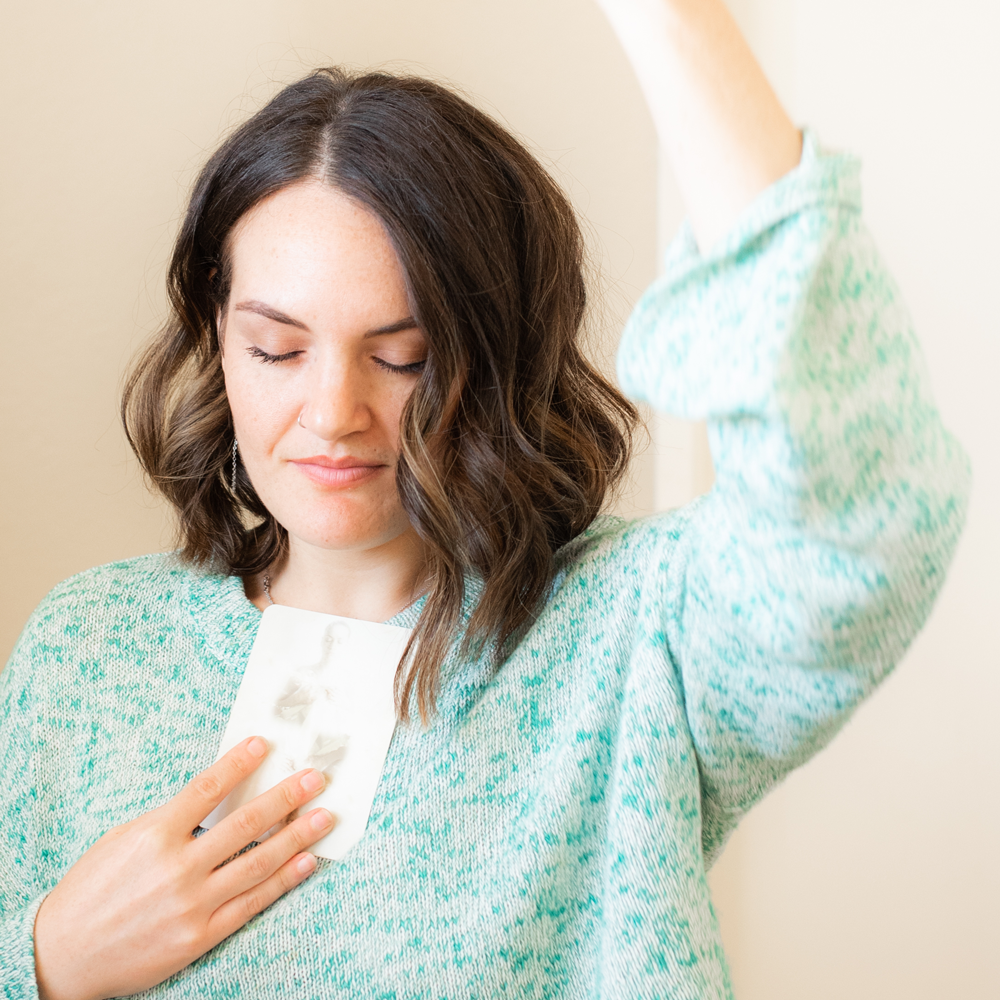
[208,806,335,902]
[207,851,319,944]
[196,768,327,867]
[167,736,270,833]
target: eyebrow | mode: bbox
[364,317,421,338]
[234,300,309,330]
[233,300,419,337]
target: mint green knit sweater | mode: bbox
[0,134,970,998]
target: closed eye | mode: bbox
[373,357,427,375]
[247,345,303,365]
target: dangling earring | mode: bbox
[231,438,239,494]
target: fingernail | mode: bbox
[300,770,324,793]
[310,808,334,831]
[247,736,268,758]
[296,853,317,875]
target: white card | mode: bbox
[202,604,410,861]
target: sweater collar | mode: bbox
[179,561,480,672]
[180,563,261,671]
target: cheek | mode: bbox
[224,361,294,449]
[381,386,413,449]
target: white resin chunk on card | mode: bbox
[202,604,410,861]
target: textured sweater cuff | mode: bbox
[663,127,860,275]
[0,895,45,1000]
[616,128,863,418]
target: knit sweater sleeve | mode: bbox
[616,130,971,861]
[0,616,47,998]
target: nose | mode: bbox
[297,360,371,441]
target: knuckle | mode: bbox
[191,771,226,803]
[230,807,262,845]
[172,918,205,958]
[124,818,169,856]
[240,885,267,921]
[277,778,302,811]
[225,745,255,775]
[244,847,273,882]
[234,862,301,925]
[270,870,296,901]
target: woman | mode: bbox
[0,0,970,997]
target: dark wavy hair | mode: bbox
[122,68,637,723]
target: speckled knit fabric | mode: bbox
[0,132,970,998]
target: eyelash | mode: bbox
[246,346,302,365]
[372,357,427,375]
[246,346,426,375]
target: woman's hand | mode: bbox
[33,736,334,1000]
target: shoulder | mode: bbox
[28,551,191,625]
[10,552,202,667]
[552,501,705,586]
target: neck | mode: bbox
[249,528,428,623]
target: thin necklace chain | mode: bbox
[262,572,426,617]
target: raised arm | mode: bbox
[603,1,971,858]
[596,0,802,250]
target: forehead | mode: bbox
[227,179,408,317]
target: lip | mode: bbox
[290,455,388,487]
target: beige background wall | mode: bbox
[1,1,996,997]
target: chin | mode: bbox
[284,506,413,553]
[258,478,412,552]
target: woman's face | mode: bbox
[220,178,427,556]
